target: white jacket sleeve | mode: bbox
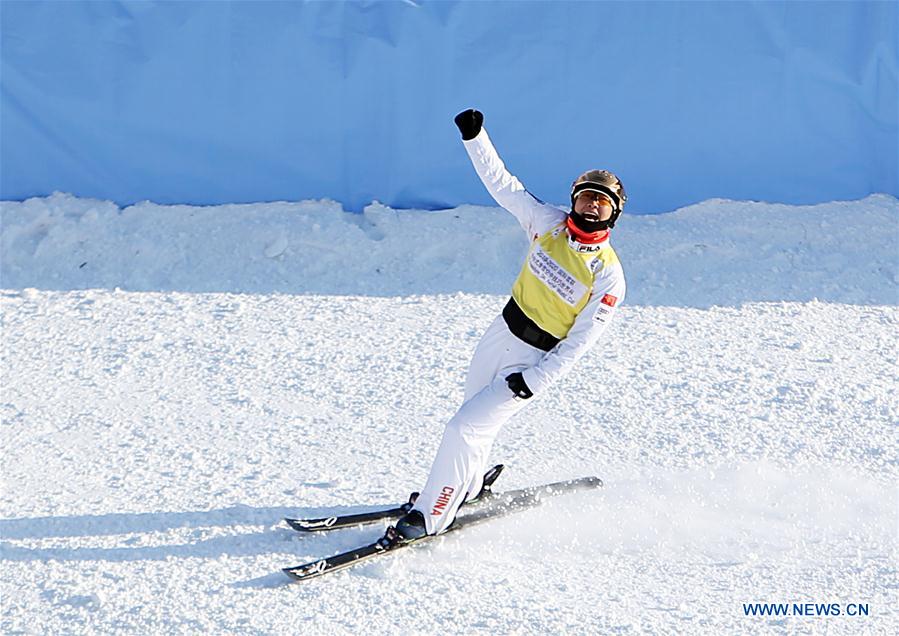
[520,268,626,395]
[462,129,565,237]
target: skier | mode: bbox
[394,109,627,541]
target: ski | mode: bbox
[282,475,602,582]
[284,464,506,532]
[284,501,411,532]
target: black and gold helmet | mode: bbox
[570,170,627,229]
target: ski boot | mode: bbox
[379,510,428,549]
[387,464,505,547]
[393,509,429,542]
[465,464,505,505]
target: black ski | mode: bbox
[284,464,505,532]
[284,502,411,532]
[282,475,602,582]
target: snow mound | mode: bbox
[2,192,896,305]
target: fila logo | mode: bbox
[600,294,618,307]
[430,486,455,516]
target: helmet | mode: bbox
[570,170,627,229]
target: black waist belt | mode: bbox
[502,298,560,352]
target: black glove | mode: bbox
[506,372,533,400]
[454,109,484,141]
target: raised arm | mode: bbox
[455,109,564,237]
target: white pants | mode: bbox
[412,314,545,534]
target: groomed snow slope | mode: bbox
[1,194,897,634]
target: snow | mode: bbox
[1,193,897,633]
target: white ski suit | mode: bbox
[412,127,627,535]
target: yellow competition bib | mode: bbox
[511,223,619,338]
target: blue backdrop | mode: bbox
[1,0,896,213]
